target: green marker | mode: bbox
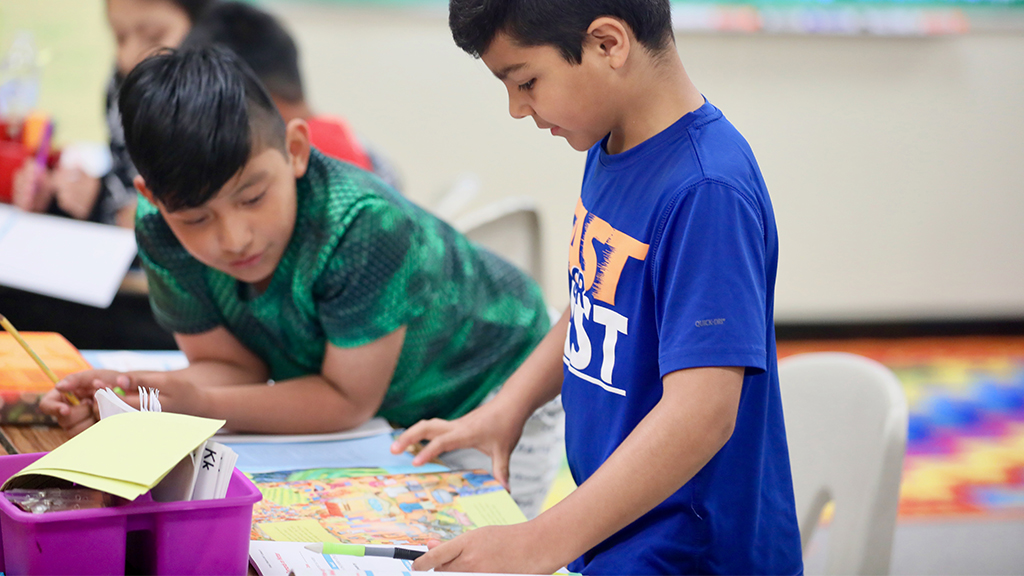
[304,542,424,561]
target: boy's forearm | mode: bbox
[528,367,743,567]
[201,374,376,434]
[166,360,268,388]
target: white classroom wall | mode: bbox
[9,1,1022,322]
[273,3,1024,321]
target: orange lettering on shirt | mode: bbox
[568,198,649,306]
[568,198,587,273]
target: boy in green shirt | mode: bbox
[41,46,561,516]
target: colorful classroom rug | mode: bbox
[543,336,1024,521]
[778,336,1024,521]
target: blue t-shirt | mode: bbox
[562,100,803,575]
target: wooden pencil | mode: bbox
[0,314,80,406]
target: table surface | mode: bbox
[0,424,69,454]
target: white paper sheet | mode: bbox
[0,205,137,307]
[249,540,425,576]
[215,416,393,444]
[83,350,190,372]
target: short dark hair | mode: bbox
[449,0,674,64]
[182,1,304,103]
[166,0,217,23]
[119,46,287,211]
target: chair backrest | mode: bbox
[778,352,908,575]
[431,172,481,222]
[453,197,543,285]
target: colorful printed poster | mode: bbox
[250,468,527,544]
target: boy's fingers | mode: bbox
[39,397,70,417]
[56,373,86,390]
[389,430,417,454]
[66,415,97,438]
[491,454,510,491]
[412,540,461,571]
[58,402,96,436]
[412,432,464,466]
[58,371,120,393]
[392,418,448,453]
[120,373,140,391]
[123,371,163,392]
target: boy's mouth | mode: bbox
[230,252,263,269]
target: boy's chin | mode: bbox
[214,264,273,288]
[562,134,602,152]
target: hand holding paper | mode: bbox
[117,370,206,417]
[412,522,553,573]
[40,369,129,436]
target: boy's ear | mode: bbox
[284,119,312,179]
[133,175,158,206]
[586,17,631,70]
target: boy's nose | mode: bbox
[508,94,532,120]
[218,217,253,255]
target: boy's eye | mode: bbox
[242,192,266,206]
[182,215,208,226]
[518,79,535,92]
[141,29,165,47]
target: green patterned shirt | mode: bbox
[136,150,548,427]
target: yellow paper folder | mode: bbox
[1,411,225,500]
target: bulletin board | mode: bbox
[279,0,1024,34]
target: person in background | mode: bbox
[182,1,403,192]
[12,0,215,227]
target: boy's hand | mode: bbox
[40,369,122,437]
[412,523,559,573]
[121,371,208,417]
[11,160,55,213]
[54,369,130,400]
[39,388,97,437]
[52,167,101,220]
[390,396,526,490]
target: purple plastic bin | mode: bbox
[0,452,262,575]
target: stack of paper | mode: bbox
[0,411,225,500]
[191,440,238,500]
[95,386,163,419]
[95,389,237,501]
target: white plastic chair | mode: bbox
[778,352,908,576]
[453,196,544,285]
[431,172,481,222]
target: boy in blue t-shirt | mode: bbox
[391,0,804,573]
